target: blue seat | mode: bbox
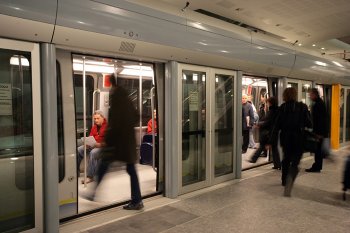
[140,142,153,165]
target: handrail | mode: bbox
[150,87,157,172]
[82,57,87,188]
[92,89,100,125]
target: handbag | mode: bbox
[302,130,319,153]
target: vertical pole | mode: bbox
[331,84,340,149]
[83,57,87,187]
[40,43,59,233]
[235,71,242,179]
[165,61,179,198]
[139,64,143,147]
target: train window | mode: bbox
[0,49,34,232]
[215,74,234,177]
[57,61,65,182]
[73,74,94,138]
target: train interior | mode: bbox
[58,54,161,216]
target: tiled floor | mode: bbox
[61,148,350,233]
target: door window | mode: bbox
[0,50,35,232]
[182,70,206,186]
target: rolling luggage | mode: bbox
[342,155,350,200]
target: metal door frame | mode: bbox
[177,63,238,194]
[210,68,237,185]
[0,38,43,232]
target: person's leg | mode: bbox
[314,140,323,170]
[281,150,291,186]
[249,144,264,163]
[242,130,249,152]
[284,151,302,197]
[248,129,256,148]
[126,163,142,204]
[96,158,109,185]
[77,146,84,175]
[89,148,101,178]
[272,145,281,169]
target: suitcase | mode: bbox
[342,155,350,200]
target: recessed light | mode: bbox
[312,44,316,47]
[321,47,325,50]
[298,43,302,46]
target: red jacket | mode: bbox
[89,119,107,143]
[147,119,157,134]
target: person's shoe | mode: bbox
[272,166,281,170]
[305,168,321,173]
[123,202,144,210]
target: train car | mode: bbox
[0,1,349,232]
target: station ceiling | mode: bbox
[131,0,350,60]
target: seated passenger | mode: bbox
[77,110,107,184]
[147,110,157,134]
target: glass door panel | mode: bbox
[214,73,234,177]
[182,70,206,186]
[0,40,42,232]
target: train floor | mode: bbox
[78,163,157,213]
[61,146,350,233]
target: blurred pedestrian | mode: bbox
[267,87,312,196]
[249,96,280,169]
[305,88,329,173]
[83,74,143,210]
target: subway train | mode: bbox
[0,1,350,232]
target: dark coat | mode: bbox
[270,101,312,154]
[258,105,278,145]
[311,97,329,137]
[105,86,138,164]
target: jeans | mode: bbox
[248,129,256,148]
[96,160,142,204]
[77,145,100,178]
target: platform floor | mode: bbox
[60,147,350,233]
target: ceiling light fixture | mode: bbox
[312,44,316,47]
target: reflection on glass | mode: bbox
[340,88,344,143]
[346,90,350,141]
[0,50,34,232]
[302,83,311,107]
[182,70,206,186]
[214,74,234,177]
